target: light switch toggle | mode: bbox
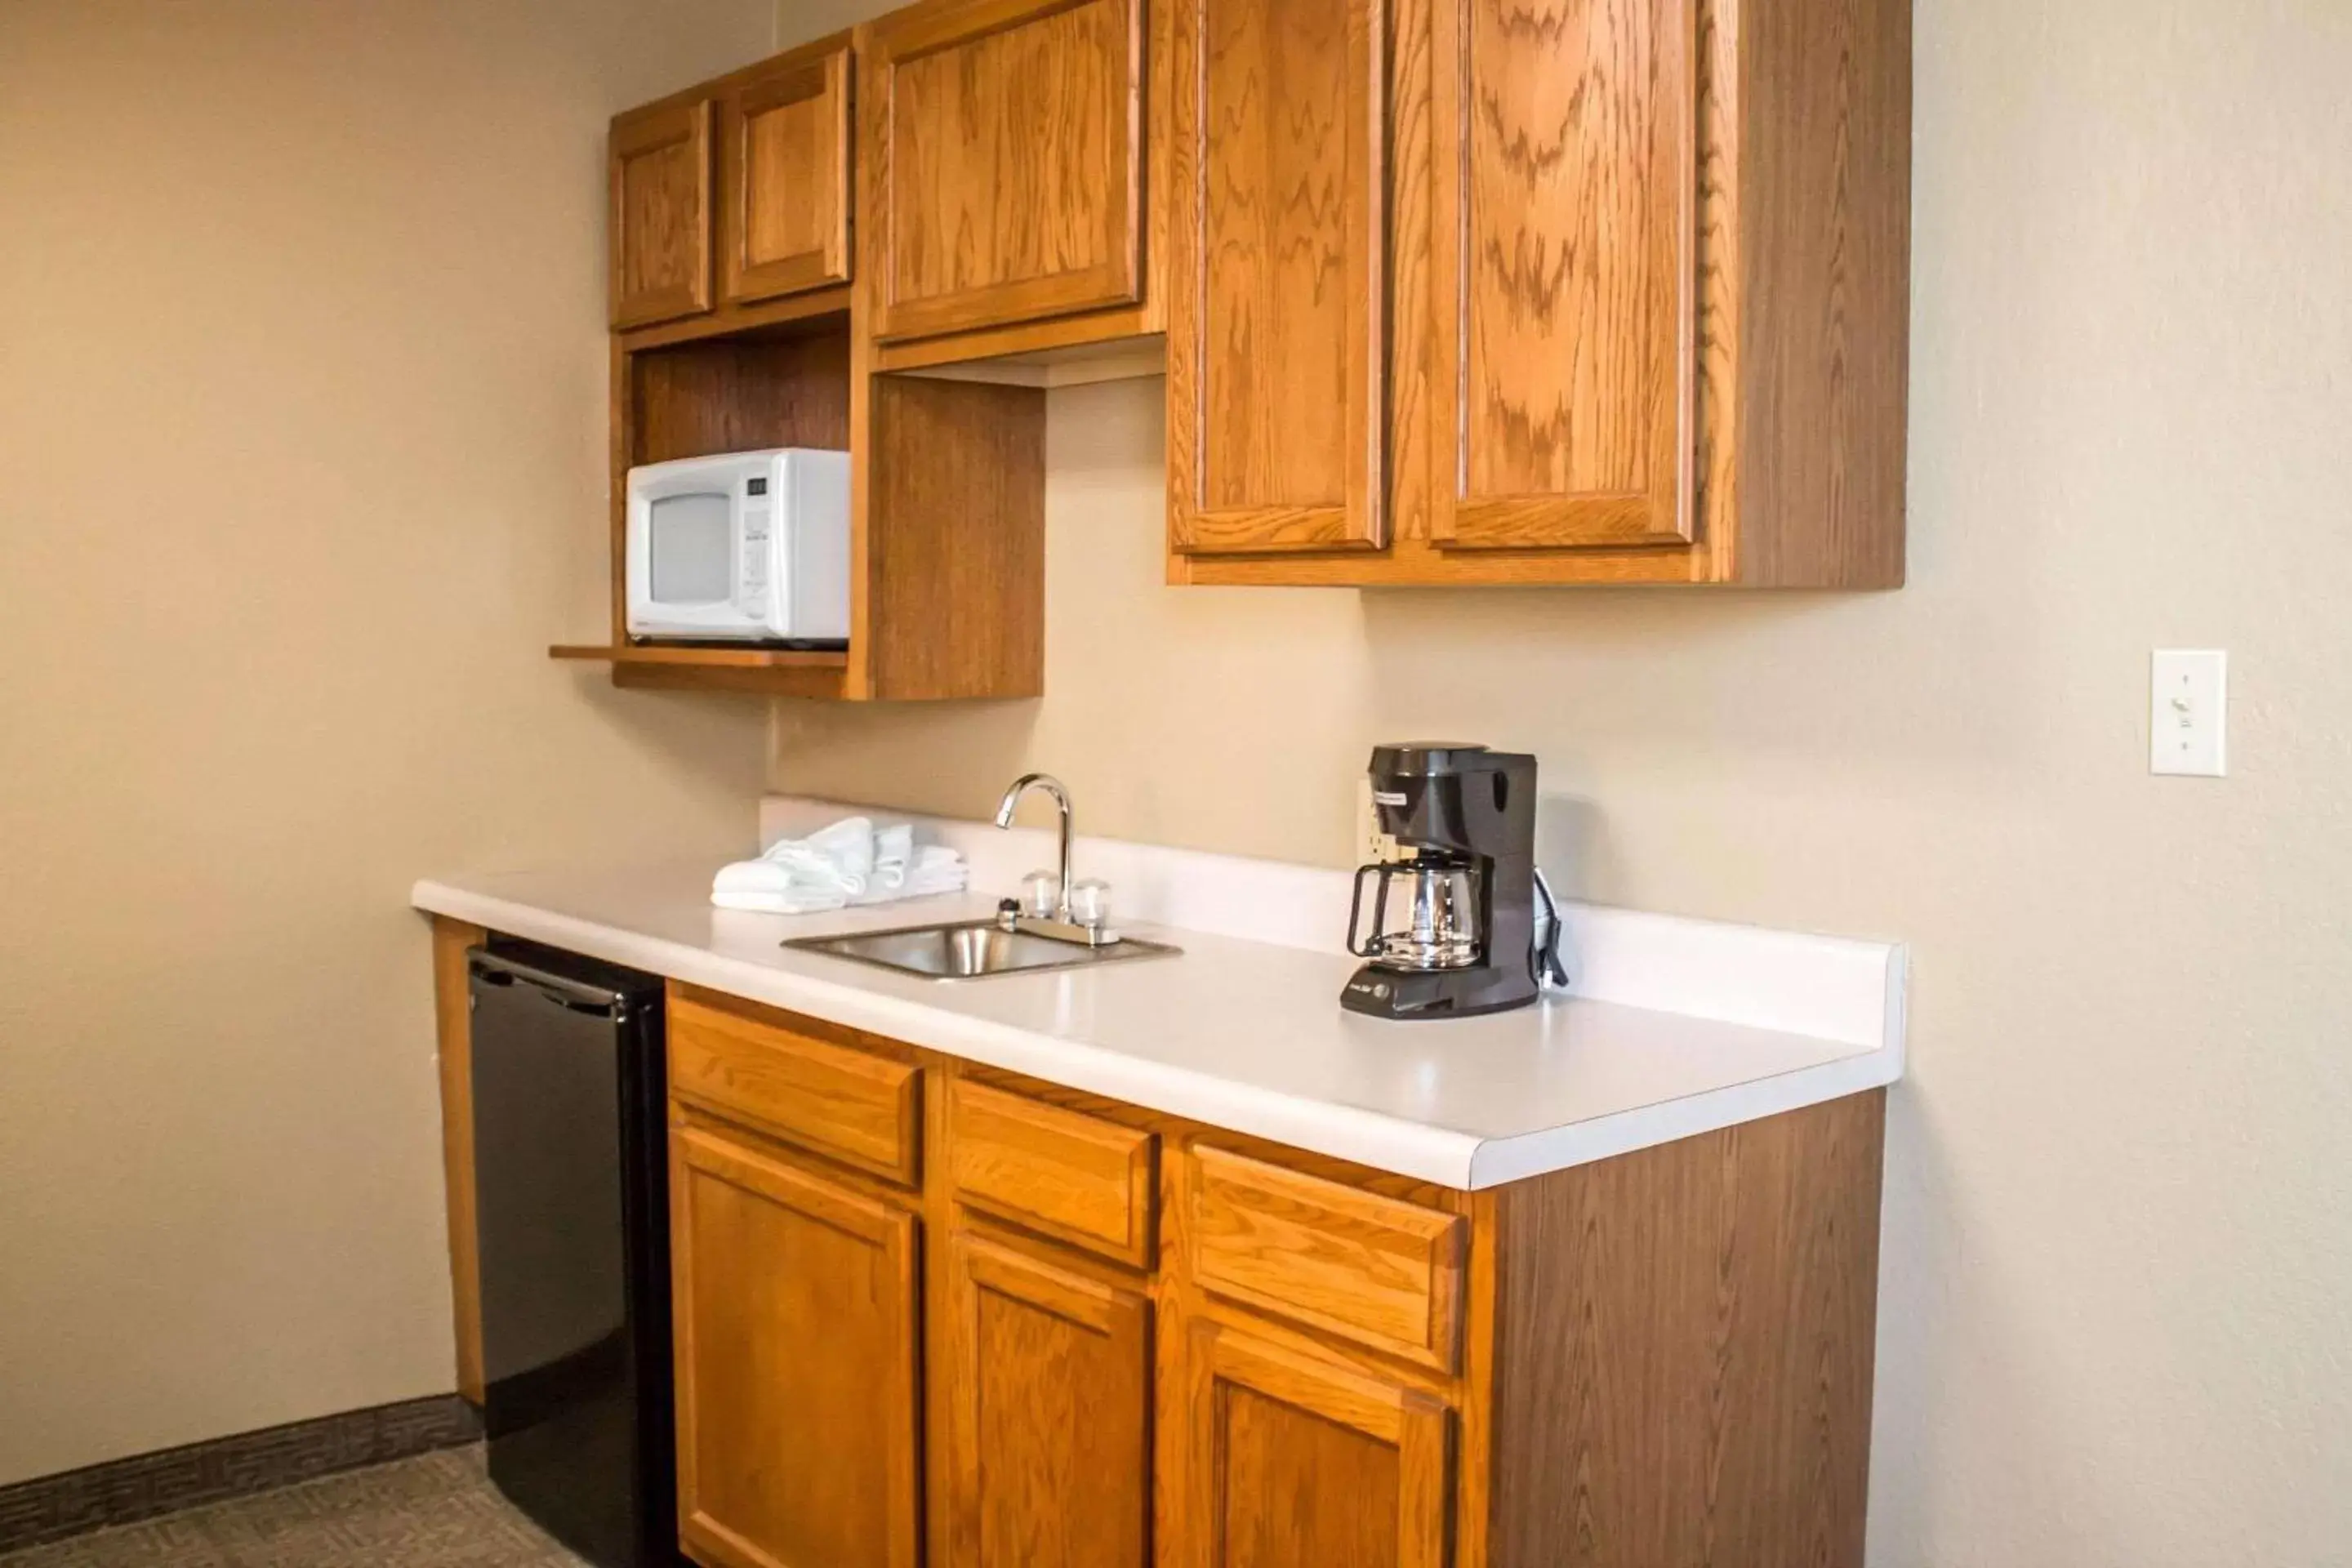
[2150,649,2228,777]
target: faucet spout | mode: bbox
[994,773,1076,919]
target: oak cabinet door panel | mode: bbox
[611,100,714,329]
[1169,1318,1451,1568]
[669,1119,920,1568]
[868,0,1146,340]
[942,1231,1152,1568]
[722,44,853,304]
[1432,0,1699,550]
[1167,0,1387,554]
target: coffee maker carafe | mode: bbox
[1342,744,1566,1019]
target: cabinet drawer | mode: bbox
[948,1079,1156,1267]
[1187,1145,1463,1373]
[668,992,922,1186]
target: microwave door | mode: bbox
[626,474,765,640]
[648,492,733,606]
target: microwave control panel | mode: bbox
[740,474,773,612]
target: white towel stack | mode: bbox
[711,816,969,914]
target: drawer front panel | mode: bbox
[1187,1144,1463,1373]
[669,993,922,1186]
[949,1079,1156,1266]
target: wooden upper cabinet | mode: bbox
[1430,0,1695,550]
[1166,0,1387,555]
[866,0,1147,341]
[670,1118,920,1568]
[610,99,715,329]
[1169,1319,1451,1568]
[942,1232,1152,1568]
[1169,0,1911,589]
[721,42,853,305]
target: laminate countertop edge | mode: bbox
[412,866,1904,1191]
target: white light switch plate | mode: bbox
[2151,649,2228,777]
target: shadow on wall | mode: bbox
[771,695,1046,811]
[1531,791,1605,902]
[1355,575,2051,786]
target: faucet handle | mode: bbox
[1018,869,1061,920]
[1066,878,1111,930]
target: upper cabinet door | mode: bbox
[670,1119,920,1568]
[1430,0,1698,550]
[1169,1319,1451,1568]
[1166,0,1387,555]
[866,0,1146,341]
[721,43,854,305]
[610,99,715,330]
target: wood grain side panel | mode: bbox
[942,1232,1152,1568]
[670,1118,920,1568]
[1189,1144,1464,1374]
[949,1079,1158,1266]
[1384,0,1433,547]
[847,193,881,702]
[1731,0,1910,587]
[1165,0,1386,555]
[872,0,1146,339]
[611,99,714,329]
[1691,0,1741,577]
[667,991,923,1185]
[1432,0,1697,550]
[429,916,488,1405]
[1485,1089,1886,1568]
[864,375,1046,700]
[608,336,630,641]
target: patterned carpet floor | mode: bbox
[0,1448,588,1568]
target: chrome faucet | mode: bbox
[994,772,1076,919]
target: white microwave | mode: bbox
[625,448,850,644]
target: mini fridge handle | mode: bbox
[469,949,630,1019]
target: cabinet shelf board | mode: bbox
[617,287,853,352]
[550,643,851,697]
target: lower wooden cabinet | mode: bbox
[636,987,1883,1568]
[1170,1317,1452,1568]
[940,1231,1152,1568]
[668,1116,921,1568]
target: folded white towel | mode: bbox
[760,815,875,896]
[712,817,966,914]
[851,844,965,905]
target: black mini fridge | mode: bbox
[467,941,678,1568]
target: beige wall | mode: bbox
[771,2,2352,1564]
[0,1,778,1485]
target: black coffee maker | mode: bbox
[1342,743,1566,1019]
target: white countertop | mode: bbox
[412,853,1904,1189]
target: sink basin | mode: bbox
[783,918,1180,979]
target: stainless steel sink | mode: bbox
[783,918,1180,979]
